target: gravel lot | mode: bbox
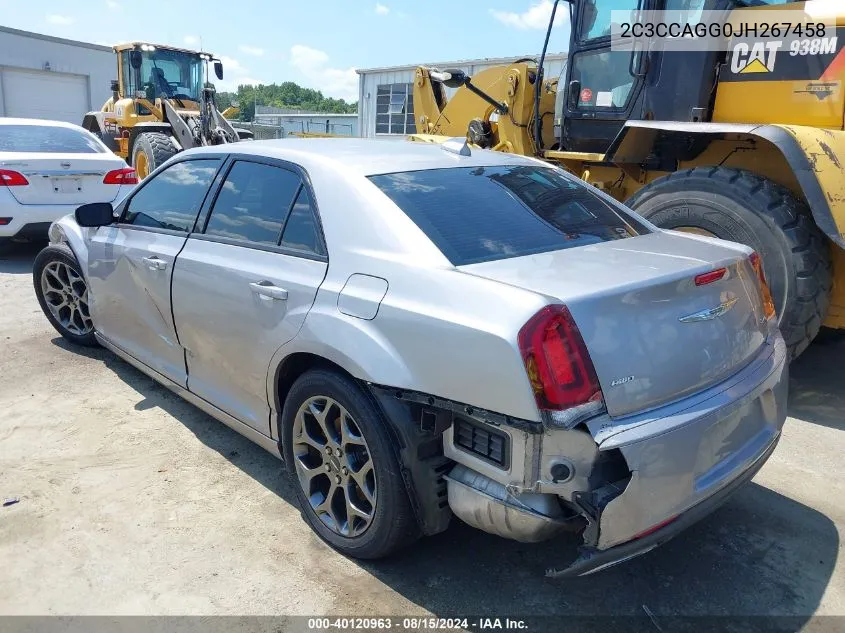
[1,243,843,627]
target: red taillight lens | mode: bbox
[518,305,602,410]
[694,268,727,286]
[749,252,776,321]
[0,169,29,186]
[103,168,138,185]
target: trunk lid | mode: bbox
[0,152,125,205]
[459,231,769,418]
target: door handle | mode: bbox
[142,256,168,271]
[249,281,289,301]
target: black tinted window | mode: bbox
[0,125,107,154]
[123,159,220,232]
[369,166,646,265]
[204,161,301,245]
[280,188,325,256]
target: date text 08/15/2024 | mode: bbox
[307,618,528,630]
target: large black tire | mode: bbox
[281,369,419,559]
[627,167,832,360]
[132,132,178,179]
[32,244,99,347]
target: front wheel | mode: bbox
[32,244,98,347]
[627,167,833,360]
[281,369,418,559]
[132,132,178,179]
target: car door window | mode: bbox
[280,188,325,256]
[204,160,302,245]
[122,159,220,232]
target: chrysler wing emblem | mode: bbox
[679,297,738,323]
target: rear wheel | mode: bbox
[627,166,832,360]
[281,369,418,559]
[132,132,178,179]
[32,244,98,347]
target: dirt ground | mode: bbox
[1,243,844,627]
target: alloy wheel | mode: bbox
[40,261,93,336]
[291,396,377,537]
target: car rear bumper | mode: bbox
[442,332,788,574]
[0,200,79,239]
[548,430,780,577]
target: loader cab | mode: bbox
[558,0,732,153]
[116,43,224,108]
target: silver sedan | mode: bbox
[33,138,787,576]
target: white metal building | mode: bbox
[0,26,113,124]
[356,54,567,139]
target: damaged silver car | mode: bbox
[33,138,787,576]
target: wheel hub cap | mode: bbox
[40,261,93,336]
[291,396,377,537]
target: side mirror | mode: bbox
[76,202,115,227]
[214,61,223,80]
[129,50,142,69]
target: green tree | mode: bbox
[216,81,357,121]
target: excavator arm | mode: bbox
[412,64,557,156]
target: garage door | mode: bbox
[1,68,88,125]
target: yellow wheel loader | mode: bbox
[412,0,845,360]
[82,43,251,179]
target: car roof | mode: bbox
[184,137,544,176]
[0,117,85,130]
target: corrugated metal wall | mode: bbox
[357,55,566,138]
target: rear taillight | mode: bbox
[749,252,776,321]
[518,305,603,411]
[103,168,138,185]
[0,169,29,186]
[694,268,726,286]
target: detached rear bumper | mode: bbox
[442,332,788,576]
[548,430,779,578]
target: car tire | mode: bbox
[281,369,419,559]
[627,167,832,360]
[132,132,178,180]
[0,238,13,257]
[32,244,99,347]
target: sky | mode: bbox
[0,0,571,102]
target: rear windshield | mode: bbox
[368,165,647,265]
[0,125,107,154]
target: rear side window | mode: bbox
[368,165,646,265]
[204,161,302,245]
[123,159,220,232]
[0,125,108,154]
[280,188,325,256]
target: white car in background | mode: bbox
[0,118,136,251]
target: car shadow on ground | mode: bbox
[788,329,845,431]
[0,242,43,275]
[51,337,839,629]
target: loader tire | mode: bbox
[626,166,832,361]
[132,132,178,179]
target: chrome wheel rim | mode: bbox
[292,396,376,537]
[40,261,92,336]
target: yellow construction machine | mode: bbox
[413,0,845,359]
[82,43,251,179]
